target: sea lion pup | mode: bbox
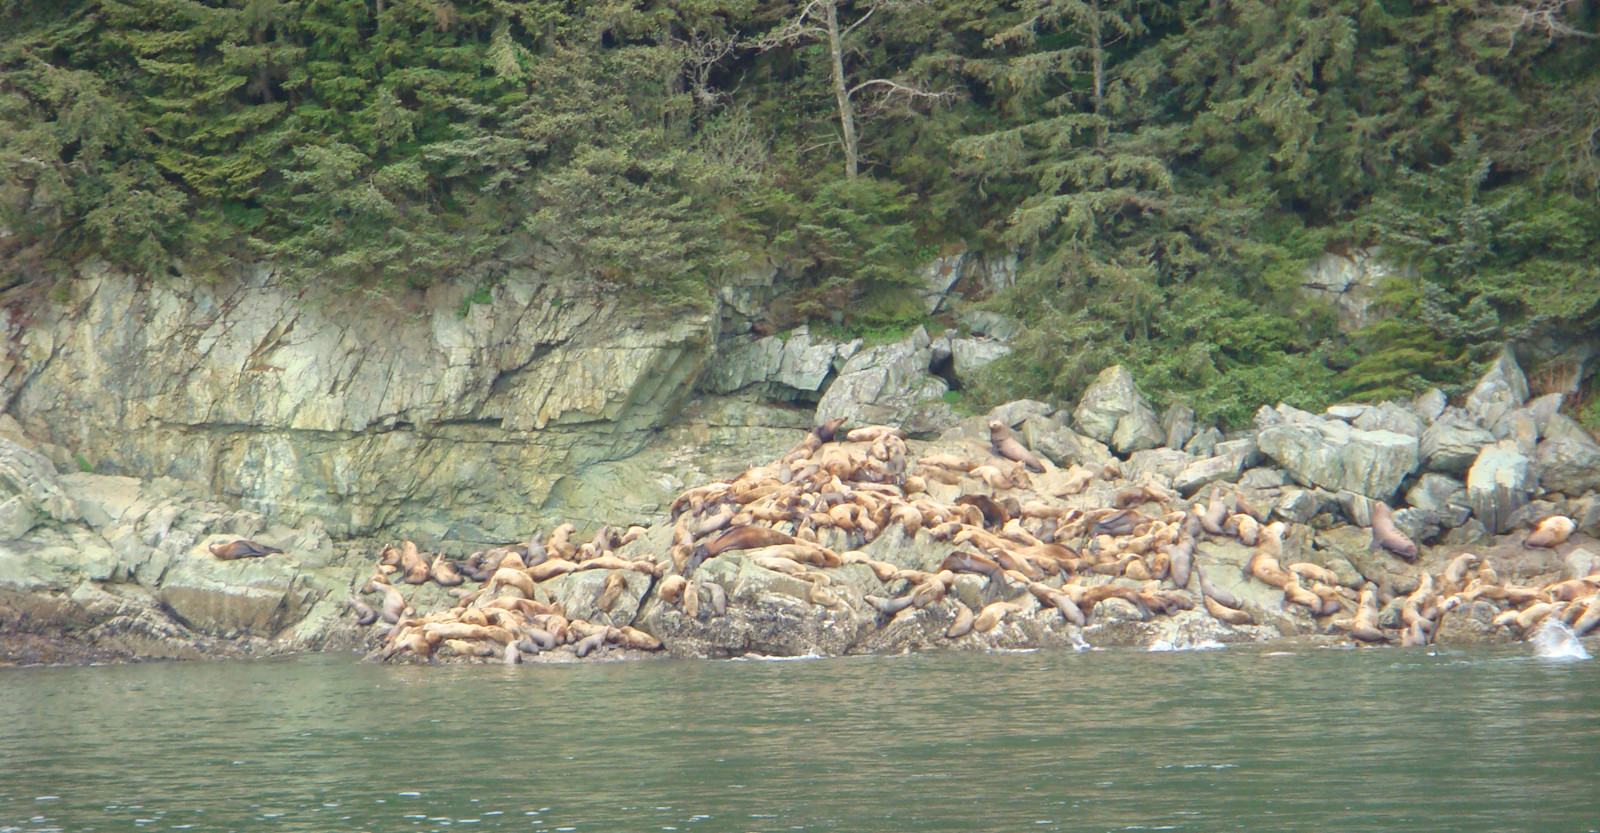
[1226,514,1261,547]
[348,597,380,626]
[845,424,905,443]
[209,539,283,560]
[1166,534,1196,589]
[703,581,728,617]
[1029,583,1087,626]
[682,580,701,619]
[867,594,918,616]
[430,554,465,587]
[595,572,629,612]
[1525,515,1576,549]
[812,416,849,443]
[1368,502,1418,561]
[988,420,1044,473]
[572,630,608,658]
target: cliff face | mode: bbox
[3,265,719,542]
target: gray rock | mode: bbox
[1465,347,1529,426]
[1570,494,1600,536]
[1184,426,1222,458]
[1162,404,1196,451]
[960,310,1024,342]
[1127,448,1197,486]
[1404,473,1471,528]
[0,436,81,525]
[1325,404,1368,422]
[1563,548,1598,581]
[1254,405,1284,429]
[1023,417,1114,469]
[1337,490,1375,528]
[1239,468,1287,489]
[918,253,967,314]
[1536,420,1600,497]
[948,337,1010,383]
[1317,525,1415,594]
[814,327,956,435]
[156,538,318,637]
[1300,249,1395,333]
[1492,407,1540,456]
[1173,449,1249,496]
[1419,414,1495,476]
[1505,500,1563,532]
[1443,518,1490,546]
[1353,401,1425,437]
[1073,365,1164,455]
[1392,507,1441,544]
[1257,419,1419,499]
[987,399,1055,428]
[1466,440,1533,534]
[1434,600,1512,646]
[1413,388,1448,423]
[1526,393,1565,432]
[1272,487,1328,524]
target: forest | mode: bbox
[2,0,1597,426]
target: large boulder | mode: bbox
[1404,473,1472,529]
[814,327,957,434]
[1257,417,1419,500]
[1072,365,1164,455]
[1419,413,1495,475]
[700,326,861,396]
[1021,416,1114,469]
[1465,347,1529,426]
[1466,440,1533,534]
[0,436,82,537]
[1535,414,1600,496]
[1162,404,1196,451]
[1352,401,1425,438]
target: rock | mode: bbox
[1173,448,1250,496]
[700,327,862,397]
[1419,413,1495,476]
[987,399,1054,428]
[814,327,956,435]
[1316,525,1416,594]
[1325,404,1368,422]
[1434,601,1511,646]
[1465,347,1529,426]
[1443,518,1490,546]
[1257,418,1419,499]
[1492,407,1540,456]
[1127,448,1196,486]
[918,253,967,314]
[1562,548,1598,581]
[1504,500,1562,533]
[1184,426,1222,458]
[1404,473,1471,528]
[1352,401,1425,437]
[1273,487,1328,524]
[1526,393,1564,432]
[1300,249,1395,332]
[1392,507,1441,545]
[1413,388,1448,423]
[948,337,1010,384]
[1466,440,1533,534]
[1535,415,1600,497]
[1336,490,1375,528]
[0,496,35,540]
[1254,405,1283,429]
[0,436,81,525]
[155,538,318,637]
[540,568,653,628]
[1022,416,1114,469]
[1072,365,1164,455]
[1162,404,1196,450]
[1239,468,1287,489]
[959,309,1025,342]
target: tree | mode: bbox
[758,0,954,178]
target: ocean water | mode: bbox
[1,644,1596,832]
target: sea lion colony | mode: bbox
[324,418,1599,663]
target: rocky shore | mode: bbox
[4,337,1596,664]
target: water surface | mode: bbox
[2,645,1596,832]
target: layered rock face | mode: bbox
[3,266,719,542]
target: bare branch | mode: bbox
[848,77,958,102]
[754,0,830,51]
[670,29,741,108]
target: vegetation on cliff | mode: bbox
[2,0,1597,425]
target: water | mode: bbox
[2,645,1596,833]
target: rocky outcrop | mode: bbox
[1258,414,1418,499]
[1300,249,1394,332]
[1420,413,1496,475]
[1467,440,1533,535]
[813,327,957,434]
[1072,365,1164,455]
[1536,414,1600,497]
[699,326,860,397]
[1465,347,1530,426]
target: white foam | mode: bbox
[1530,620,1591,661]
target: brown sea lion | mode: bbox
[940,551,1008,588]
[370,580,413,625]
[988,420,1044,473]
[973,600,1023,633]
[704,581,728,617]
[867,594,917,616]
[1166,534,1196,589]
[1369,502,1418,561]
[946,601,976,638]
[573,631,608,658]
[596,572,628,612]
[1525,515,1576,549]
[399,541,431,584]
[703,525,796,558]
[956,494,1010,528]
[1287,562,1339,586]
[1571,595,1600,637]
[209,539,283,560]
[845,424,906,443]
[348,597,380,626]
[486,566,536,599]
[1029,583,1087,626]
[1194,562,1242,610]
[430,554,465,587]
[1442,553,1480,594]
[1203,594,1253,626]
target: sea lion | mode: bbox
[596,572,628,612]
[370,580,413,624]
[956,494,1010,528]
[1369,502,1417,561]
[399,541,431,584]
[348,597,380,626]
[1166,534,1195,589]
[940,551,1008,589]
[988,420,1044,473]
[546,523,578,561]
[946,601,976,638]
[1288,562,1339,586]
[1525,515,1576,549]
[486,566,536,599]
[845,424,906,443]
[1571,595,1600,637]
[430,554,465,587]
[1028,583,1086,626]
[973,600,1022,633]
[1442,553,1479,593]
[1203,594,1253,626]
[1200,487,1230,535]
[573,631,607,658]
[867,594,917,616]
[1194,562,1242,610]
[209,539,283,560]
[704,581,728,617]
[703,525,796,559]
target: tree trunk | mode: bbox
[825,2,860,179]
[1091,0,1105,149]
